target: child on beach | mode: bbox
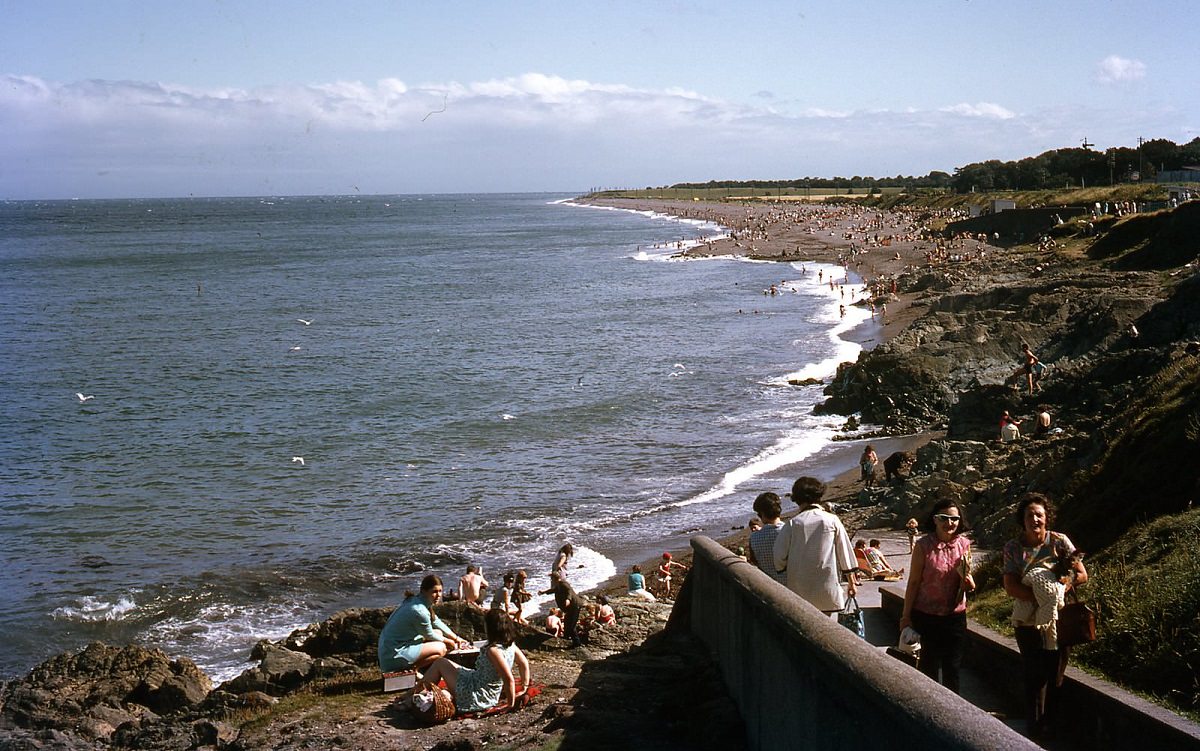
[512,569,531,624]
[544,608,564,637]
[656,553,687,599]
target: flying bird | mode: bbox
[75,393,95,403]
[296,319,313,326]
[292,457,305,466]
[289,346,302,352]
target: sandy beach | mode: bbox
[583,196,950,597]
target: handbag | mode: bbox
[1057,589,1096,647]
[838,596,865,638]
[886,625,921,668]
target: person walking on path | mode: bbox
[899,500,976,694]
[747,492,787,584]
[1002,493,1088,740]
[457,565,489,608]
[772,476,858,613]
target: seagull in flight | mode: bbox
[289,346,302,352]
[75,392,95,403]
[296,319,313,326]
[292,456,305,466]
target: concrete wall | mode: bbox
[686,536,1039,751]
[878,586,1200,750]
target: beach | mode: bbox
[580,196,947,596]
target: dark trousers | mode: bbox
[911,609,967,694]
[563,604,582,644]
[1015,626,1070,735]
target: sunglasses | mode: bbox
[934,514,961,523]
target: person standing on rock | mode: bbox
[1021,344,1041,394]
[772,476,858,614]
[540,572,584,647]
[860,445,879,488]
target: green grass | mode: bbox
[970,510,1200,718]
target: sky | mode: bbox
[2,1,1197,199]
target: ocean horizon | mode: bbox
[0,192,874,682]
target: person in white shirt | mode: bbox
[773,476,858,614]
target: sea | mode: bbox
[0,193,874,682]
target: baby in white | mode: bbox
[1013,554,1079,650]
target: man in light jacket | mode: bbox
[773,476,858,613]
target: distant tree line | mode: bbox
[667,137,1200,195]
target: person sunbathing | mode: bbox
[865,539,904,580]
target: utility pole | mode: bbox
[1137,136,1145,181]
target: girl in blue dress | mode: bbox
[420,608,532,714]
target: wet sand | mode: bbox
[582,196,949,599]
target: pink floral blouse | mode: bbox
[912,533,971,616]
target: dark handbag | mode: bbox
[886,645,919,668]
[1057,590,1096,647]
[838,596,865,638]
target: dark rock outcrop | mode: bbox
[0,642,211,744]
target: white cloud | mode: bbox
[1096,55,1146,84]
[0,72,1180,198]
[940,102,1016,119]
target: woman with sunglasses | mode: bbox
[378,574,471,674]
[899,499,976,693]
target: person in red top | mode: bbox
[656,552,687,599]
[899,499,976,694]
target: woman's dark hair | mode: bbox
[404,573,444,601]
[924,498,970,533]
[753,491,782,519]
[484,607,516,646]
[1015,492,1055,529]
[559,544,574,557]
[502,572,515,586]
[598,595,609,605]
[791,476,827,505]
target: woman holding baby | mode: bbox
[1002,492,1088,740]
[899,499,975,694]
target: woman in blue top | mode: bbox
[378,574,469,673]
[421,607,532,714]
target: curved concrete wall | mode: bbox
[687,536,1039,751]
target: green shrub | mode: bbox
[1077,511,1200,714]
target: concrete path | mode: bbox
[849,530,1038,743]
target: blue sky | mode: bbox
[2,1,1196,199]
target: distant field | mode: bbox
[587,186,915,200]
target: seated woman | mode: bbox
[378,574,470,674]
[853,540,873,581]
[421,608,532,715]
[627,564,656,601]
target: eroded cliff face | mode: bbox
[819,202,1200,550]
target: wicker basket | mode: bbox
[411,684,456,724]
